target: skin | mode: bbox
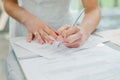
[4,0,58,45]
[58,0,101,48]
[4,0,101,48]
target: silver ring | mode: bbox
[34,32,38,35]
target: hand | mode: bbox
[57,25,90,48]
[24,16,58,44]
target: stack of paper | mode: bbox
[11,35,108,59]
[19,45,120,80]
[10,34,120,80]
[11,44,41,60]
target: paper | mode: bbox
[11,35,108,59]
[96,29,120,46]
[11,44,41,60]
[19,45,120,80]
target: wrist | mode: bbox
[77,26,91,42]
[77,26,91,36]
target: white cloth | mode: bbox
[9,0,75,37]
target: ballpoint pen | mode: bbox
[57,8,85,48]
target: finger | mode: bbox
[45,25,58,40]
[59,25,71,38]
[64,38,82,48]
[35,32,44,45]
[48,29,58,40]
[28,32,34,42]
[50,30,58,40]
[48,25,58,34]
[63,27,80,38]
[57,25,70,35]
[40,31,53,44]
[64,32,82,43]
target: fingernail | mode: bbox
[57,36,61,41]
[56,37,58,41]
[41,42,44,45]
[55,36,59,41]
[58,35,63,41]
[28,39,31,43]
[49,41,53,45]
[55,32,59,36]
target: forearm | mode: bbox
[79,8,101,35]
[4,0,35,27]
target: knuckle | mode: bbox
[39,29,42,33]
[35,34,38,38]
[64,26,69,29]
[64,37,69,42]
[40,32,46,36]
[44,35,48,39]
[77,32,82,36]
[79,33,83,37]
[74,27,79,31]
[63,31,66,35]
[37,36,41,40]
[48,30,53,34]
[44,35,50,41]
[37,35,41,40]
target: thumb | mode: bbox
[57,25,70,35]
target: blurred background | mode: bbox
[0,0,120,80]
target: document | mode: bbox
[19,45,120,80]
[11,44,41,60]
[96,29,120,46]
[11,35,108,59]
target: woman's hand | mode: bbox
[4,0,59,45]
[25,16,58,45]
[57,25,90,48]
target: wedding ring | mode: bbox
[34,32,38,35]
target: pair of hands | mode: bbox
[26,17,88,48]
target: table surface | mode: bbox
[7,9,120,80]
[8,39,120,80]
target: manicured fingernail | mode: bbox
[58,35,63,41]
[57,36,61,41]
[28,39,31,43]
[49,41,53,45]
[55,32,59,36]
[41,42,44,45]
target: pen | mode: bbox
[57,8,85,48]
